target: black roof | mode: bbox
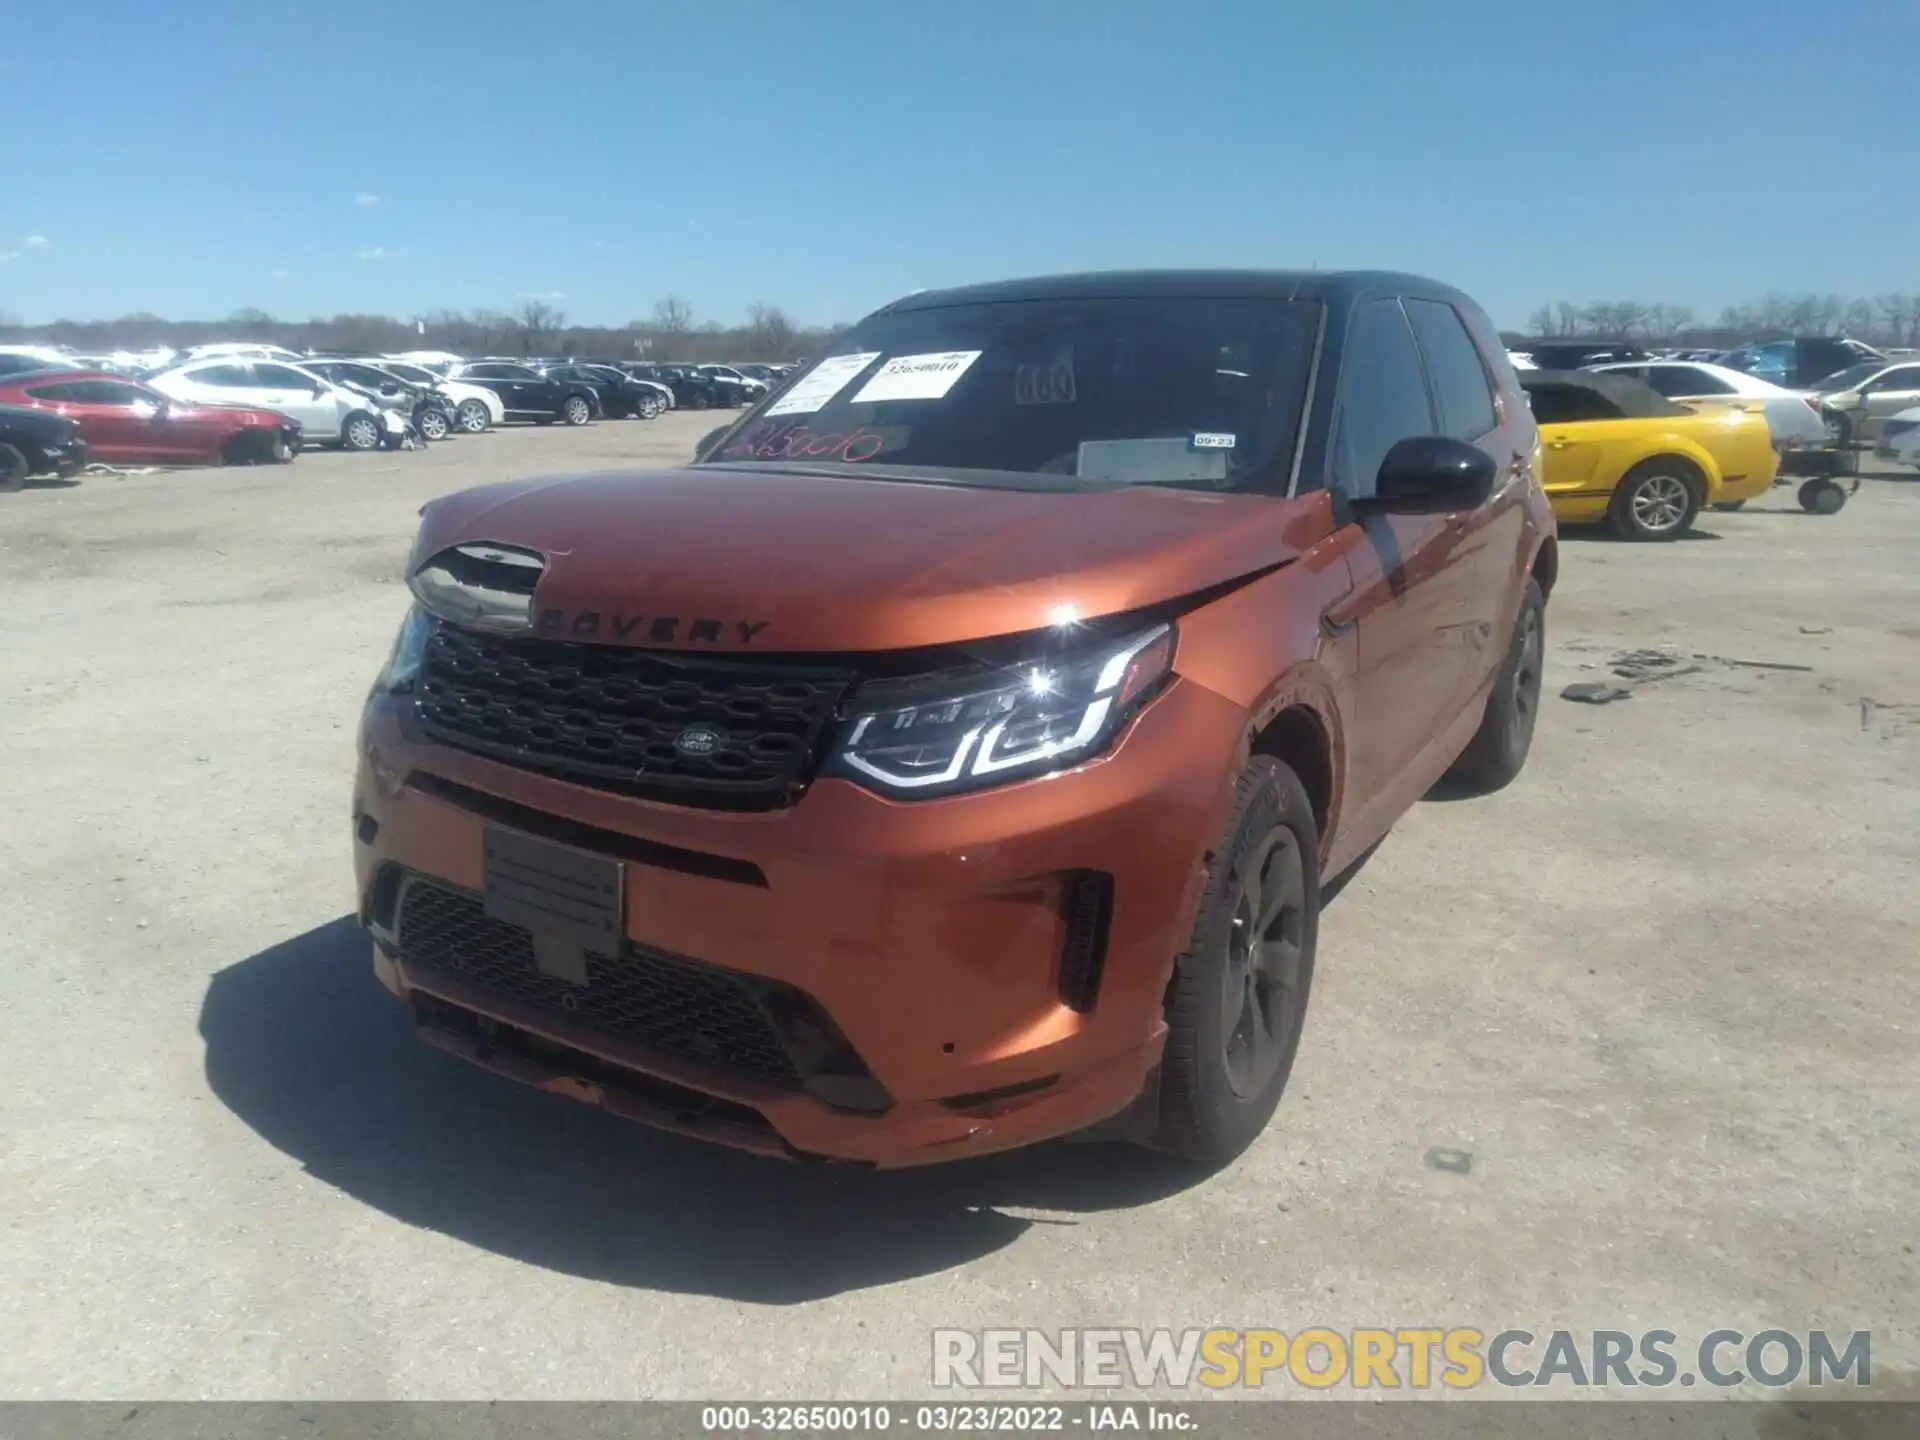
[880,269,1478,313]
[1518,368,1690,419]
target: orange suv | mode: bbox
[353,271,1556,1168]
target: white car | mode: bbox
[1587,359,1828,450]
[0,345,81,379]
[384,350,466,371]
[148,357,393,451]
[1506,351,1538,370]
[370,360,505,432]
[184,342,311,364]
[1873,405,1920,469]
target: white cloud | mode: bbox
[355,192,379,208]
[522,290,567,300]
[357,246,406,261]
[22,235,49,250]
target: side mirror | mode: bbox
[1356,436,1496,515]
[312,384,327,397]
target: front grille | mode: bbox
[397,878,801,1086]
[415,624,853,810]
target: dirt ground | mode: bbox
[1,413,1915,1400]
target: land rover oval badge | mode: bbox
[673,724,722,757]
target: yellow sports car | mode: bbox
[1519,371,1780,539]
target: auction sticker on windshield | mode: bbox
[765,352,882,416]
[850,351,982,404]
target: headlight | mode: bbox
[822,624,1175,798]
[373,605,435,694]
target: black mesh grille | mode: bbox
[414,624,853,810]
[397,878,801,1086]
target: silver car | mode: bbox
[1813,360,1920,445]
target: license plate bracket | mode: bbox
[482,826,623,987]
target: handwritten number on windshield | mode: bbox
[722,420,886,463]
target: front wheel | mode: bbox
[417,408,450,442]
[455,399,490,433]
[1798,478,1848,515]
[340,412,382,452]
[1609,459,1700,540]
[1147,755,1319,1166]
[562,395,592,426]
[638,394,664,419]
[0,442,28,493]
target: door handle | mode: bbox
[1547,439,1574,450]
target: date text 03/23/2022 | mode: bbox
[701,1405,1195,1432]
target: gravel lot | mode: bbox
[2,413,1915,1400]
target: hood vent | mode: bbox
[409,542,544,632]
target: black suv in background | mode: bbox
[535,363,665,420]
[445,362,601,426]
[623,363,730,409]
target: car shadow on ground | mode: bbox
[199,916,1217,1303]
[1559,524,1723,543]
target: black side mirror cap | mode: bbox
[1355,436,1497,515]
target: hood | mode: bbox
[0,403,77,439]
[408,466,1334,653]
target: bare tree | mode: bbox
[515,299,566,353]
[745,301,797,360]
[1666,304,1696,337]
[1843,298,1876,336]
[1525,305,1555,338]
[651,296,694,335]
[1553,302,1580,336]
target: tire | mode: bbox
[1798,479,1848,515]
[1447,577,1545,794]
[1825,411,1853,448]
[1608,458,1701,540]
[562,395,592,426]
[1148,755,1320,1166]
[455,399,490,433]
[0,442,27,493]
[638,394,664,420]
[341,412,382,452]
[417,408,450,442]
[1711,500,1746,512]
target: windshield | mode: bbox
[696,296,1320,492]
[1815,362,1886,391]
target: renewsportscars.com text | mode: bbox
[931,1328,1872,1391]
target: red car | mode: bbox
[0,369,300,466]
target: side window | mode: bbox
[1875,366,1920,391]
[465,364,509,379]
[1523,384,1626,425]
[1332,298,1436,496]
[191,364,253,387]
[1405,299,1497,440]
[25,382,82,402]
[252,364,314,390]
[1653,366,1731,397]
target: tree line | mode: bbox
[1517,292,1920,348]
[0,297,851,365]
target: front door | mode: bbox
[247,363,339,435]
[1319,297,1480,826]
[1860,365,1920,441]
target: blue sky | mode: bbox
[2,0,1914,330]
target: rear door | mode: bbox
[1320,296,1475,813]
[461,364,539,414]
